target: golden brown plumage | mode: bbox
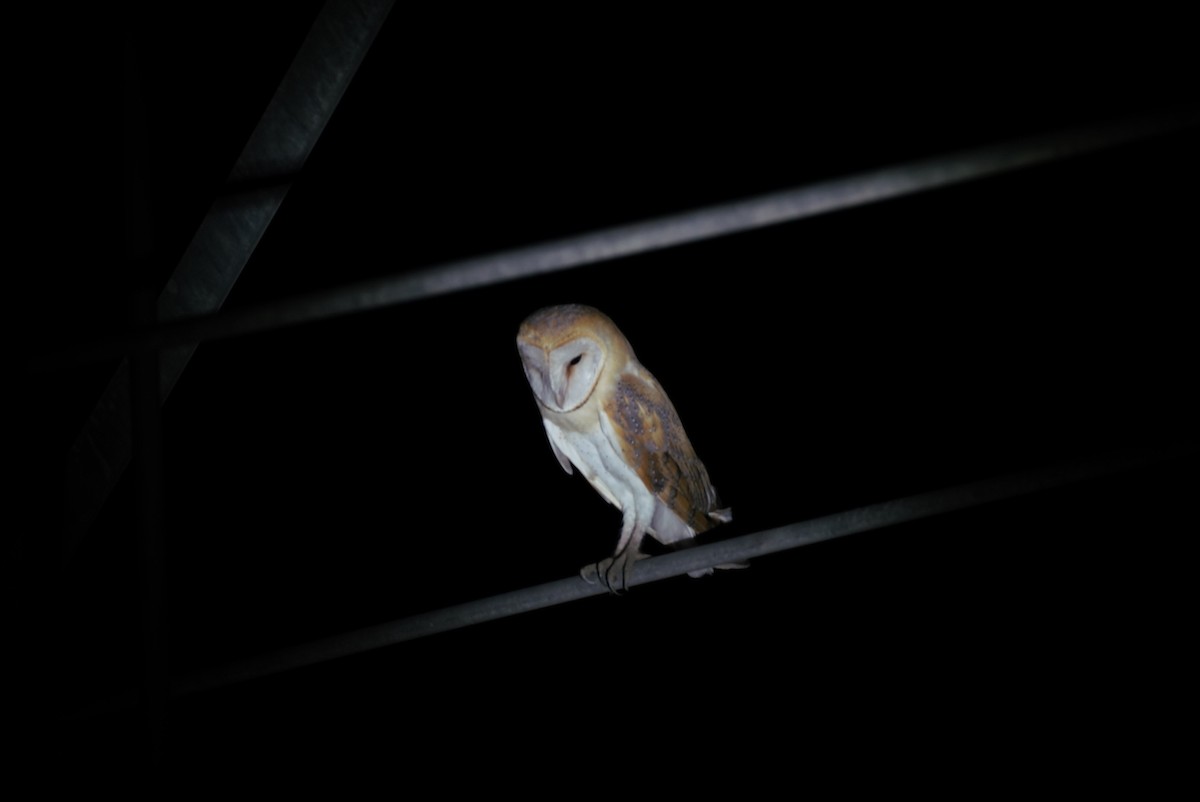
[604,370,722,536]
[517,304,732,590]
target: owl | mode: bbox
[516,304,734,590]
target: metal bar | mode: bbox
[59,0,394,561]
[62,445,1180,722]
[130,289,167,763]
[155,446,1173,699]
[33,107,1198,369]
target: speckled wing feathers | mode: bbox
[603,369,721,538]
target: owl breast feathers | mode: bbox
[517,304,731,588]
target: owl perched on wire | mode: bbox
[517,304,735,591]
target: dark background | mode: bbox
[18,2,1196,780]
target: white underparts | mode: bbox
[543,416,696,550]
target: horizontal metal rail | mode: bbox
[64,445,1180,719]
[36,108,1197,370]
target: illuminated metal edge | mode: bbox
[56,444,1173,721]
[39,106,1198,367]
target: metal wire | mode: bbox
[36,108,1197,371]
[59,445,1180,722]
[151,446,1170,700]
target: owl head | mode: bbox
[517,304,634,413]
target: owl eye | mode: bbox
[569,354,583,366]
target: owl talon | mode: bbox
[589,549,642,593]
[580,560,625,593]
[580,553,638,592]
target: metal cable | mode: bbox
[36,108,1197,370]
[159,446,1172,699]
[62,445,1181,721]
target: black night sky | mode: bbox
[18,2,1197,780]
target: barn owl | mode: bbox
[517,304,733,591]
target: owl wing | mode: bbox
[541,420,574,474]
[600,368,725,541]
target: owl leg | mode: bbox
[581,514,646,592]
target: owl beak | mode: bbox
[553,376,568,410]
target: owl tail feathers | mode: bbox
[707,507,733,525]
[684,506,740,576]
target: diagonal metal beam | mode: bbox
[65,0,393,560]
[168,446,1182,697]
[64,445,1185,719]
[42,106,1199,368]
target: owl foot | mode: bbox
[580,548,643,593]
